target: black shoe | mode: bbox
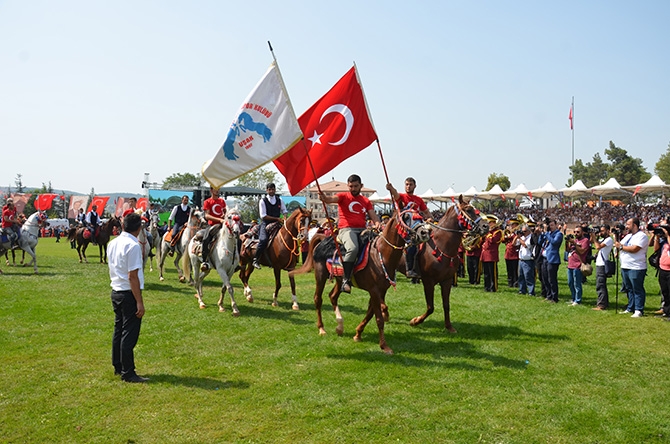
[406,270,419,279]
[114,369,122,376]
[252,259,261,269]
[341,280,352,293]
[123,374,149,383]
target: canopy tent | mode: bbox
[503,183,531,200]
[558,180,588,197]
[459,186,480,199]
[420,188,441,201]
[529,182,558,199]
[477,184,506,201]
[622,175,670,194]
[368,192,391,203]
[589,177,630,197]
[433,187,458,202]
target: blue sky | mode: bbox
[1,0,668,196]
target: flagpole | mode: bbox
[571,96,575,186]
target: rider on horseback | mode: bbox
[252,183,287,270]
[167,195,191,256]
[85,205,102,245]
[75,208,86,226]
[1,198,20,247]
[200,186,227,272]
[318,174,381,293]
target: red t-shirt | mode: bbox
[336,192,373,229]
[398,193,427,212]
[2,207,16,228]
[203,197,227,226]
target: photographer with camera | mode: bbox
[614,217,649,317]
[651,219,670,320]
[591,225,614,311]
[565,225,591,306]
[541,219,563,303]
[503,219,521,288]
[517,223,535,296]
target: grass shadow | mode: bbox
[148,373,250,390]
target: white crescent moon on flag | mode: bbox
[320,104,354,146]
[212,203,223,215]
[348,201,363,214]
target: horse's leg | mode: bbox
[410,278,436,327]
[288,274,299,311]
[271,267,282,307]
[239,264,254,303]
[22,246,38,274]
[19,249,23,265]
[80,242,88,263]
[355,292,392,355]
[328,277,345,336]
[99,244,105,263]
[220,281,239,316]
[158,242,167,281]
[175,252,185,283]
[440,279,457,333]
[192,254,207,309]
[313,267,330,336]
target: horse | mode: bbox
[67,217,122,264]
[137,220,152,271]
[158,208,206,283]
[0,211,48,274]
[291,207,432,355]
[238,207,312,309]
[148,212,162,271]
[404,195,489,332]
[186,207,243,314]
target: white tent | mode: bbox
[622,175,670,194]
[478,184,506,201]
[503,183,531,200]
[368,192,391,203]
[459,186,480,199]
[590,177,630,197]
[559,180,589,197]
[434,187,458,202]
[420,188,441,201]
[530,181,558,199]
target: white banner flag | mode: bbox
[202,62,303,188]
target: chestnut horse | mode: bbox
[238,207,312,309]
[292,207,432,355]
[405,195,489,332]
[67,217,122,264]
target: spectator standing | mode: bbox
[517,223,535,296]
[481,216,503,292]
[615,217,649,317]
[591,225,614,310]
[542,219,564,303]
[654,224,670,320]
[565,225,590,306]
[502,219,520,287]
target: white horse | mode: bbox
[148,213,162,271]
[187,207,242,314]
[158,208,206,283]
[137,220,152,271]
[0,211,47,274]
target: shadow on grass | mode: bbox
[148,373,250,390]
[235,303,312,325]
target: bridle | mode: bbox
[278,209,311,257]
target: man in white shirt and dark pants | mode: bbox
[591,224,614,311]
[615,217,649,317]
[108,212,148,383]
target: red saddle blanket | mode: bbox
[325,241,372,277]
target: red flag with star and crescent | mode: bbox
[274,66,378,195]
[34,194,58,211]
[88,196,110,213]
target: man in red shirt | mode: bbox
[200,187,227,272]
[319,174,381,293]
[2,198,20,246]
[393,177,432,278]
[481,215,503,292]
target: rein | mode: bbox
[278,211,310,257]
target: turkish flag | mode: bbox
[274,66,378,195]
[35,194,58,211]
[88,196,110,213]
[569,106,573,130]
[137,198,148,212]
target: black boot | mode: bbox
[200,237,211,272]
[406,251,419,279]
[342,261,354,293]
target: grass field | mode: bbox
[1,238,669,443]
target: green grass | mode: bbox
[1,239,669,443]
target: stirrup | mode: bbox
[252,259,261,269]
[341,279,352,293]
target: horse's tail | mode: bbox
[289,233,327,277]
[66,227,77,242]
[182,241,192,279]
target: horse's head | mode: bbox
[225,207,242,238]
[37,212,48,226]
[294,207,312,241]
[455,195,489,249]
[109,216,122,231]
[396,204,432,246]
[190,208,208,229]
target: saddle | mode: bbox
[241,221,281,258]
[166,225,187,247]
[324,231,376,278]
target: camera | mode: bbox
[651,224,670,237]
[515,229,523,236]
[565,234,574,241]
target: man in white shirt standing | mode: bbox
[517,224,535,296]
[615,217,649,317]
[591,224,614,311]
[108,212,148,383]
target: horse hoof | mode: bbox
[409,317,421,327]
[159,276,165,282]
[318,328,327,336]
[246,295,254,303]
[292,303,299,311]
[446,327,457,334]
[232,310,240,317]
[219,307,225,313]
[179,277,186,283]
[336,324,344,336]
[271,301,278,308]
[353,334,361,342]
[382,347,394,355]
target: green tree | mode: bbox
[655,142,670,183]
[604,141,650,186]
[485,173,510,191]
[568,152,609,187]
[235,168,282,222]
[162,172,201,189]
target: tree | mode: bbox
[162,172,201,189]
[568,152,609,187]
[655,142,670,183]
[485,173,510,192]
[235,168,282,222]
[604,141,650,186]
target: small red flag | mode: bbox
[34,194,58,211]
[274,66,377,195]
[569,106,573,130]
[88,196,110,213]
[633,185,641,197]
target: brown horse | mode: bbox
[67,217,122,264]
[405,195,489,332]
[238,207,312,309]
[292,208,432,355]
